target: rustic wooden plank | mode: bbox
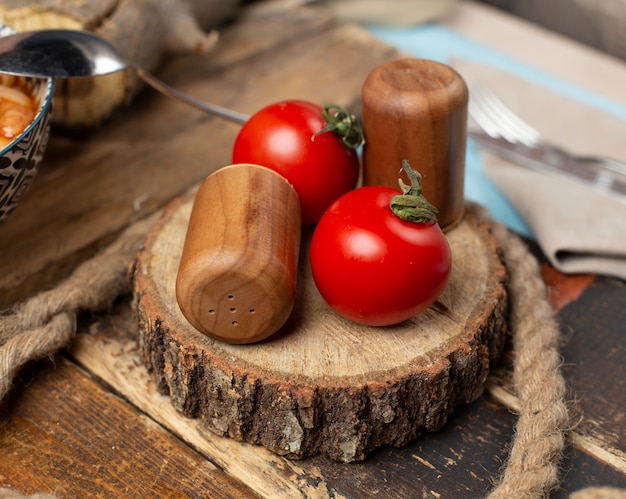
[558,276,626,473]
[304,397,518,498]
[0,6,397,310]
[68,299,349,499]
[558,445,626,496]
[71,299,516,498]
[305,395,626,498]
[0,356,261,499]
[65,283,626,497]
[5,344,625,498]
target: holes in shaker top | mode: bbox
[208,294,257,321]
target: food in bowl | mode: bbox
[0,75,38,149]
[0,22,55,224]
[0,72,54,223]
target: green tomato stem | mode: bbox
[390,160,439,224]
[314,104,365,150]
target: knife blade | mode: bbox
[468,129,626,201]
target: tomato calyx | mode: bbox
[390,160,439,224]
[314,104,365,150]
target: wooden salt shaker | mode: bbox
[176,164,301,344]
[361,58,468,231]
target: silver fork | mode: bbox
[469,86,626,180]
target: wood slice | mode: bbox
[133,197,509,463]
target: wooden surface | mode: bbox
[135,200,507,462]
[1,1,626,497]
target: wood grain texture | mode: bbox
[67,303,361,499]
[0,356,261,499]
[65,294,626,497]
[558,277,626,473]
[134,200,508,462]
[361,58,468,231]
[176,164,301,343]
[76,299,516,498]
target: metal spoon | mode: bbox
[0,28,249,124]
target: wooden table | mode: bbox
[2,2,626,497]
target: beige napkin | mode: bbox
[454,61,626,280]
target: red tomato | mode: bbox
[232,100,360,225]
[310,185,452,326]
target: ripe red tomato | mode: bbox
[232,100,361,225]
[310,178,451,326]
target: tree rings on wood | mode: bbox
[133,196,508,462]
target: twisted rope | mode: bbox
[482,211,569,498]
[0,213,159,401]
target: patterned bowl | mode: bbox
[0,27,54,224]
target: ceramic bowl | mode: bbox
[0,26,54,224]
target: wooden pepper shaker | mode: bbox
[361,58,468,231]
[176,164,301,344]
